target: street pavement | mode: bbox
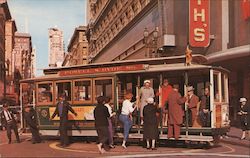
[0,127,249,158]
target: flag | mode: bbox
[186,45,192,66]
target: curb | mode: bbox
[221,137,250,148]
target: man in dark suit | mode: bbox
[199,87,211,127]
[23,105,42,144]
[50,94,77,147]
[0,102,20,144]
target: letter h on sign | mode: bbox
[189,0,210,47]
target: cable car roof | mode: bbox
[42,54,208,75]
[20,62,229,83]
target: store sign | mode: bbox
[189,0,210,47]
[59,64,146,76]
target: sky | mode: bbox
[8,0,87,76]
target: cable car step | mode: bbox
[115,133,213,141]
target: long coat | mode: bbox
[167,90,186,125]
[188,94,199,125]
[24,108,38,129]
[140,87,155,117]
[238,105,250,130]
[143,103,159,140]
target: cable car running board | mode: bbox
[115,133,213,142]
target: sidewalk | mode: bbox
[220,127,250,148]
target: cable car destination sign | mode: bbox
[189,0,210,47]
[59,64,146,76]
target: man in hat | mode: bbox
[139,80,155,124]
[167,84,186,140]
[0,102,20,144]
[186,86,199,127]
[23,105,42,144]
[50,94,78,147]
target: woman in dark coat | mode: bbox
[143,97,159,150]
[238,98,249,140]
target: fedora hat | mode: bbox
[187,86,195,92]
[239,97,247,102]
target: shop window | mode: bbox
[37,82,53,104]
[74,80,92,103]
[56,81,72,101]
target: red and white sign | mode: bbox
[59,64,146,76]
[189,0,210,47]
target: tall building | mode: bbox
[87,0,250,122]
[5,20,17,95]
[31,47,36,78]
[13,32,33,79]
[0,0,11,99]
[48,27,64,67]
[62,26,88,66]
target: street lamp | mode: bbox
[153,27,159,57]
[143,27,159,58]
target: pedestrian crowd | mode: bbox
[1,79,249,154]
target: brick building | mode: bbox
[86,0,250,122]
[62,26,88,66]
[0,0,11,99]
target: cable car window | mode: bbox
[221,74,226,102]
[94,78,113,101]
[213,74,220,102]
[74,80,92,103]
[22,83,34,105]
[56,81,72,101]
[37,82,53,104]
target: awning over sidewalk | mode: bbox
[207,45,250,63]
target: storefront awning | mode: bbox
[207,45,250,63]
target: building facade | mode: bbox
[13,33,33,79]
[62,26,88,66]
[87,0,250,122]
[0,0,11,99]
[5,19,17,98]
[48,27,64,67]
[31,47,36,78]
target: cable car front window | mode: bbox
[37,82,53,104]
[94,78,113,102]
[56,82,72,101]
[74,80,92,103]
